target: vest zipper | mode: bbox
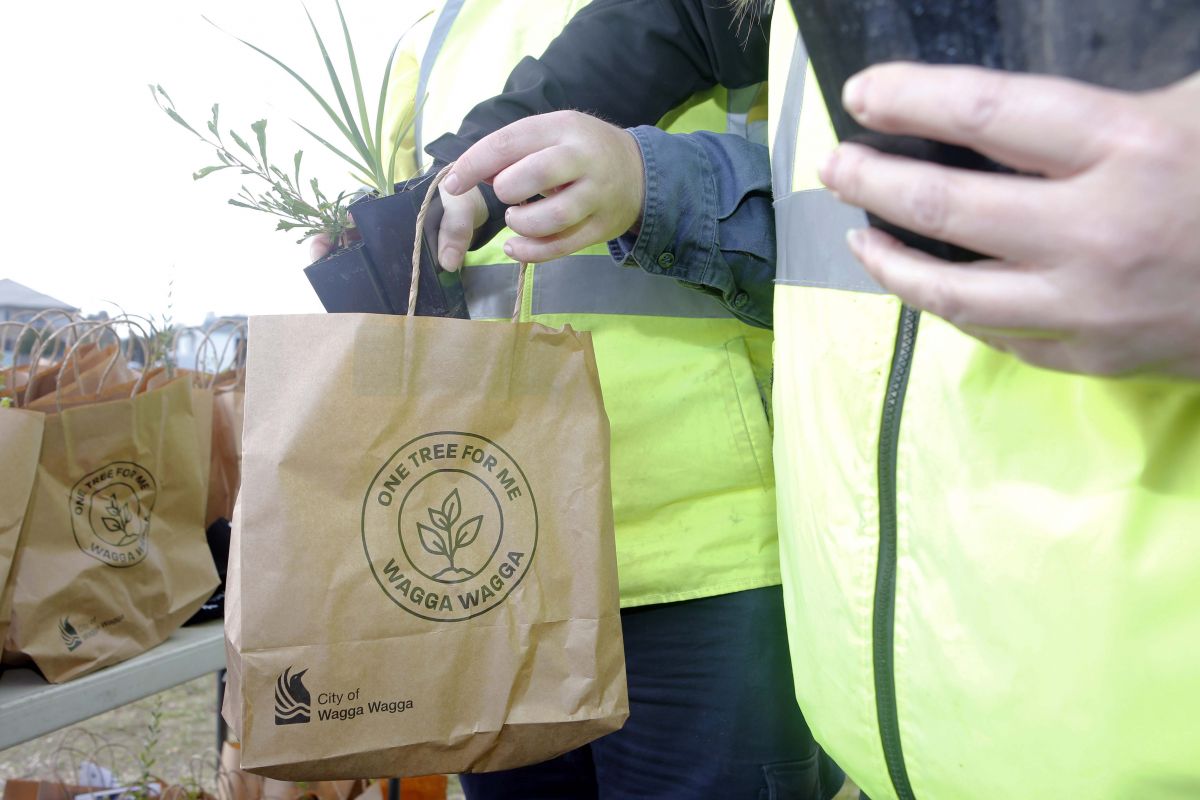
[874,304,920,800]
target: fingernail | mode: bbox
[443,173,461,195]
[503,241,515,258]
[439,247,461,272]
[846,228,867,256]
[817,148,840,189]
[843,74,868,120]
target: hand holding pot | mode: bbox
[443,110,645,264]
[820,63,1200,380]
[308,227,361,264]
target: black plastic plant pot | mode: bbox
[303,175,469,318]
[303,241,393,314]
[789,0,1200,261]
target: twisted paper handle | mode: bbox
[413,165,526,323]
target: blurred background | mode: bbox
[0,0,427,326]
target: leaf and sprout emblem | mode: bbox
[99,490,149,548]
[59,617,82,651]
[417,488,484,581]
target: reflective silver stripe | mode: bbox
[772,32,808,199]
[414,0,467,162]
[776,190,882,293]
[462,256,735,318]
[533,255,733,318]
[726,84,766,146]
[461,262,521,319]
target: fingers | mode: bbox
[820,143,1069,262]
[436,186,487,271]
[504,184,590,240]
[444,113,570,195]
[847,227,1060,331]
[308,234,335,264]
[843,63,1121,176]
[503,219,605,265]
[492,145,583,205]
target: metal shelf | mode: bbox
[0,620,225,750]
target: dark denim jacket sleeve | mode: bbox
[608,126,776,329]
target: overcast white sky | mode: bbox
[1,1,426,325]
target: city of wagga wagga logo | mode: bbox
[71,462,157,567]
[362,432,537,622]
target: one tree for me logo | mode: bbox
[275,666,311,725]
[70,462,157,567]
[418,488,484,582]
[59,617,82,651]
[363,432,538,622]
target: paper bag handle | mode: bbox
[17,320,117,408]
[53,316,155,411]
[412,164,526,323]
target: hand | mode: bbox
[435,184,488,271]
[441,110,645,264]
[306,186,485,271]
[307,224,361,264]
[819,63,1200,379]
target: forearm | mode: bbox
[610,126,776,328]
[425,0,770,249]
[428,0,770,163]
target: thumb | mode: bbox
[437,185,488,271]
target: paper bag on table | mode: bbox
[5,374,218,681]
[0,407,45,648]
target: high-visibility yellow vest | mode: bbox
[767,9,1200,799]
[391,0,778,608]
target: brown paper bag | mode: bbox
[0,407,45,648]
[5,376,219,682]
[219,741,368,800]
[25,344,138,410]
[205,379,244,527]
[0,781,107,800]
[224,313,626,780]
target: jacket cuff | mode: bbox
[609,125,719,286]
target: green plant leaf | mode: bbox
[417,522,447,557]
[163,108,198,135]
[293,150,303,187]
[251,118,269,166]
[193,165,231,180]
[374,39,403,186]
[333,0,375,166]
[208,103,220,136]
[229,129,256,161]
[206,16,363,161]
[301,4,371,164]
[375,11,431,188]
[293,119,372,179]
